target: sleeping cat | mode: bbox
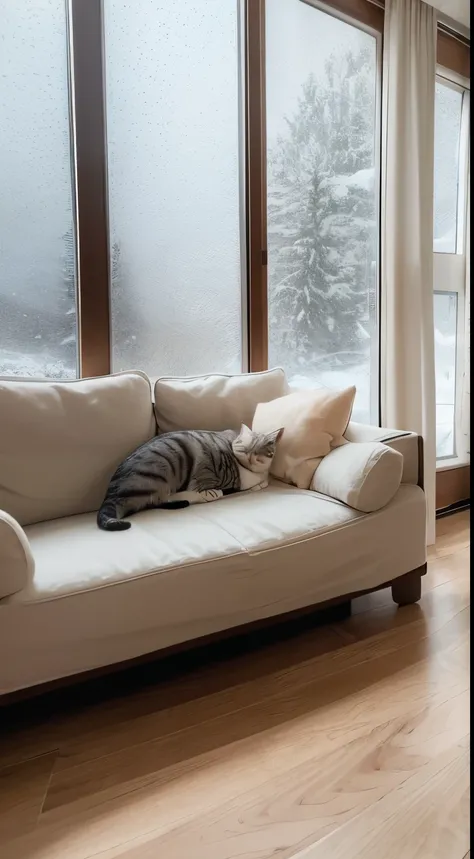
[97,424,283,532]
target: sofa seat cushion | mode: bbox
[0,371,156,526]
[1,484,426,692]
[15,507,246,603]
[12,484,361,604]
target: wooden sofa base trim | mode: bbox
[1,563,427,708]
[436,499,470,519]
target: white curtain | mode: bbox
[381,0,437,545]
[461,178,470,455]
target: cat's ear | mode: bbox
[266,427,284,445]
[238,423,254,444]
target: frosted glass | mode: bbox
[0,1,78,379]
[434,291,457,458]
[434,82,463,254]
[104,0,242,377]
[266,0,379,424]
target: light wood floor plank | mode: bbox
[88,691,470,859]
[292,738,470,859]
[0,753,56,843]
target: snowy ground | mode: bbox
[290,365,372,425]
[292,363,455,458]
[436,405,455,459]
[0,349,74,380]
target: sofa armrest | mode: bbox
[345,422,423,488]
[0,510,34,599]
[311,441,403,512]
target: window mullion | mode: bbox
[457,90,470,256]
[245,0,268,372]
[69,0,111,377]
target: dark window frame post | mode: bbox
[245,0,268,372]
[70,0,111,377]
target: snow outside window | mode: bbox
[433,74,470,464]
[0,1,78,380]
[266,0,381,424]
[103,0,243,378]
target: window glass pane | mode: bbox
[104,0,242,377]
[0,1,78,379]
[266,0,379,423]
[434,292,457,458]
[434,81,463,254]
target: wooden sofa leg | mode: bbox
[391,566,425,607]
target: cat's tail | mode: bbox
[158,500,190,509]
[97,498,190,530]
[97,501,131,531]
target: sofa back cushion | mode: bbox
[0,371,155,526]
[154,369,288,433]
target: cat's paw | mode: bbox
[250,480,268,492]
[200,489,224,502]
[168,490,203,505]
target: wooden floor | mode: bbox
[0,511,469,859]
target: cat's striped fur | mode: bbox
[97,425,282,532]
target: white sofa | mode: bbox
[0,369,427,697]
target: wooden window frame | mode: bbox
[245,0,268,372]
[69,0,111,378]
[437,28,470,79]
[306,0,383,31]
[245,0,384,374]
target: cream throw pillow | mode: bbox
[252,386,356,489]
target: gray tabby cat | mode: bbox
[97,424,283,531]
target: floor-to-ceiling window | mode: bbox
[265,0,381,423]
[0,0,78,379]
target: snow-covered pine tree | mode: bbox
[268,46,377,375]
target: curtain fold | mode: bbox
[381,0,437,545]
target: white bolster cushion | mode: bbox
[310,441,404,513]
[0,510,35,599]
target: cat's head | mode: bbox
[232,424,284,474]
